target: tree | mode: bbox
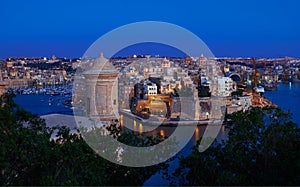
[197,85,211,97]
[172,107,300,186]
[174,85,193,97]
[231,90,243,96]
[0,92,168,185]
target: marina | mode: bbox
[13,85,73,116]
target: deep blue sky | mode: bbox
[113,43,187,58]
[0,0,299,58]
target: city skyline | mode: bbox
[0,0,299,58]
[1,41,300,60]
[1,1,299,186]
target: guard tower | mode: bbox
[83,53,119,122]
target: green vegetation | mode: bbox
[1,91,299,186]
[231,89,243,96]
[25,61,74,73]
[197,85,211,97]
[172,107,300,185]
[0,92,167,186]
[174,85,193,97]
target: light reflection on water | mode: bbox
[12,84,299,186]
[121,114,227,145]
[14,94,73,116]
[140,122,227,186]
[14,93,228,186]
[264,83,300,125]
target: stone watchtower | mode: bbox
[0,69,7,96]
[83,53,119,122]
[0,82,7,96]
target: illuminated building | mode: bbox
[0,82,7,96]
[217,77,235,97]
[161,57,171,68]
[185,56,191,65]
[198,53,206,66]
[6,61,13,68]
[144,80,157,96]
[83,53,118,121]
[0,85,5,95]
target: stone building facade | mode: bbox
[0,82,7,96]
[83,53,119,122]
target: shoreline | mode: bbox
[251,92,277,108]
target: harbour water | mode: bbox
[14,94,73,116]
[12,83,299,186]
[264,83,300,125]
[13,83,300,125]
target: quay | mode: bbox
[119,109,223,127]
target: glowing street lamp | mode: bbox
[205,112,209,120]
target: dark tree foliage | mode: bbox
[173,85,193,97]
[197,85,211,97]
[0,92,167,186]
[231,89,243,96]
[172,107,300,186]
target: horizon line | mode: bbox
[0,55,299,60]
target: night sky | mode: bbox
[0,0,299,58]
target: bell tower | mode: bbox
[198,53,206,66]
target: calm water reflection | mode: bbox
[264,83,300,125]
